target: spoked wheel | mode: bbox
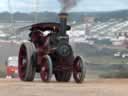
[55,71,71,82]
[40,55,53,82]
[73,56,86,83]
[18,42,36,81]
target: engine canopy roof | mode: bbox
[31,23,71,32]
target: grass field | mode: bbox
[73,43,128,64]
[0,64,6,77]
[85,56,128,64]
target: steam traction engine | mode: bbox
[18,13,86,83]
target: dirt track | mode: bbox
[0,79,128,96]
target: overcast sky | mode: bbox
[0,0,128,12]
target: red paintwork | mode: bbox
[18,45,27,80]
[40,58,49,81]
[30,30,49,66]
[73,56,83,82]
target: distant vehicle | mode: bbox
[112,32,128,48]
[6,56,18,78]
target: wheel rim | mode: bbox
[40,60,49,81]
[74,59,82,80]
[73,57,86,83]
[18,45,27,80]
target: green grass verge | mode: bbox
[85,56,128,64]
[0,64,7,78]
[100,71,128,78]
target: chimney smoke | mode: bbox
[58,0,81,12]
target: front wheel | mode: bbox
[40,55,53,82]
[73,56,86,83]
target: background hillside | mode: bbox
[1,10,128,23]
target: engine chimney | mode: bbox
[59,13,68,35]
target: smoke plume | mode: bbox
[58,0,81,12]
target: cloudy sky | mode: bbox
[0,0,128,12]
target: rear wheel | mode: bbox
[18,42,36,81]
[40,55,53,82]
[73,56,86,83]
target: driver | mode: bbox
[29,28,46,46]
